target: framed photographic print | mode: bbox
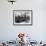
[13,10,33,26]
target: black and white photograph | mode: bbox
[13,10,32,25]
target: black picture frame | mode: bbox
[13,10,33,26]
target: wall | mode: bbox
[0,0,46,42]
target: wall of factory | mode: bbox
[0,0,46,42]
